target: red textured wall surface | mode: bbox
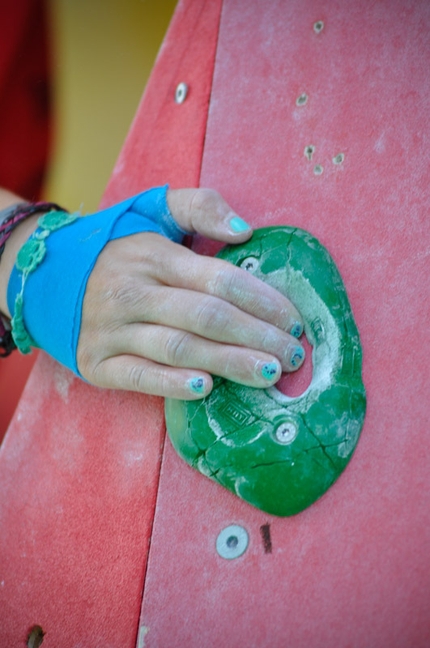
[1,1,429,646]
[139,1,430,646]
[0,1,222,645]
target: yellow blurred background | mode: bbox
[0,0,177,438]
[46,0,177,211]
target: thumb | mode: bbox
[166,188,253,243]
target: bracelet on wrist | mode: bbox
[0,314,15,357]
[0,201,68,357]
[0,202,66,260]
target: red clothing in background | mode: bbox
[0,0,52,438]
[0,0,51,199]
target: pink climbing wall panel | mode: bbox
[138,1,430,646]
[0,0,429,646]
[0,0,222,645]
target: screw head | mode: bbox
[240,256,259,273]
[175,82,188,104]
[216,525,249,559]
[275,420,298,445]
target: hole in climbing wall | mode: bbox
[332,153,345,165]
[296,93,308,106]
[27,625,45,648]
[276,335,313,398]
[304,145,315,160]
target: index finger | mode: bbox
[150,240,303,336]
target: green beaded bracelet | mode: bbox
[11,211,79,354]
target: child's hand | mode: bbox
[78,188,305,399]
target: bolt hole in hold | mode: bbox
[314,164,324,175]
[314,20,324,33]
[276,334,313,397]
[296,93,308,106]
[333,153,345,165]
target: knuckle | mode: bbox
[164,331,193,366]
[259,326,280,352]
[189,187,220,213]
[102,280,140,309]
[211,263,260,312]
[210,264,238,299]
[95,281,153,327]
[154,369,172,397]
[134,287,162,319]
[195,296,226,333]
[76,335,98,379]
[128,363,149,392]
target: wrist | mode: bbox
[0,190,26,216]
[0,214,40,317]
[6,186,181,371]
[0,201,68,319]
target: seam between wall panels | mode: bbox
[134,1,225,646]
[197,0,225,188]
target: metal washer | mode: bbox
[175,82,188,104]
[216,524,249,560]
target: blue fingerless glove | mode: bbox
[7,185,188,375]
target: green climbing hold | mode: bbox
[165,226,366,517]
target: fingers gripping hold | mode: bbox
[74,189,305,398]
[163,330,195,367]
[92,355,213,400]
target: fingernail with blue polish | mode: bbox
[261,362,280,382]
[290,346,305,368]
[290,321,303,338]
[188,377,206,395]
[230,216,251,233]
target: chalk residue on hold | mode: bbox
[267,265,341,406]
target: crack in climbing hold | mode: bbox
[165,227,366,516]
